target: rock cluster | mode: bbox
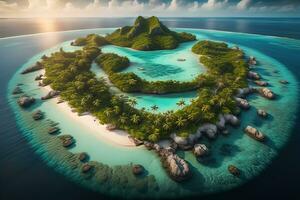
[259,88,275,99]
[41,90,60,100]
[247,71,260,80]
[12,86,23,95]
[59,135,75,148]
[17,96,35,108]
[32,110,43,120]
[228,165,240,176]
[257,109,268,118]
[163,153,190,182]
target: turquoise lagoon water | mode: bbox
[6,28,299,198]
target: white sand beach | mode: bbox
[41,85,136,147]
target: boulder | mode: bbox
[244,126,265,142]
[17,96,35,108]
[216,114,226,130]
[248,56,257,65]
[198,124,218,139]
[144,141,154,150]
[224,114,240,126]
[62,138,75,148]
[48,127,60,135]
[279,80,289,84]
[236,87,257,98]
[41,90,60,100]
[235,97,250,110]
[106,124,117,131]
[81,163,93,173]
[132,164,144,175]
[259,88,275,99]
[228,165,240,176]
[257,109,268,118]
[164,154,190,182]
[247,71,260,80]
[254,81,268,86]
[170,133,189,146]
[32,110,43,120]
[193,144,209,157]
[79,152,88,162]
[12,86,23,95]
[21,62,43,74]
[35,74,43,81]
[128,136,144,146]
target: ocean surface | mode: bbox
[1,18,300,200]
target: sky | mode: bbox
[0,0,300,18]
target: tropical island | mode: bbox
[16,16,278,182]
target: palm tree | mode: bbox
[104,108,113,118]
[151,105,159,112]
[201,105,210,112]
[113,106,120,114]
[128,98,137,107]
[119,115,128,124]
[176,99,186,107]
[131,114,140,124]
[163,123,171,131]
[93,99,101,107]
[188,111,198,121]
[176,117,187,127]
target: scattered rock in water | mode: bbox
[248,56,257,65]
[62,138,75,148]
[257,109,268,118]
[48,127,60,135]
[163,153,190,182]
[247,71,260,80]
[279,80,289,84]
[41,90,60,100]
[193,144,209,157]
[38,81,46,87]
[17,96,35,108]
[12,86,23,95]
[244,125,265,142]
[235,97,250,110]
[32,110,44,120]
[128,136,144,146]
[228,165,240,176]
[132,164,144,176]
[254,80,268,87]
[35,74,43,81]
[224,114,240,126]
[79,152,89,162]
[259,88,275,99]
[81,163,93,173]
[21,62,43,74]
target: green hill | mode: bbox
[105,16,196,50]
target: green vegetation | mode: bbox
[43,28,248,143]
[72,16,196,51]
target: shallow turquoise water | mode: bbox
[6,28,299,198]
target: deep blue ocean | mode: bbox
[0,18,300,200]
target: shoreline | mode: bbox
[41,84,136,147]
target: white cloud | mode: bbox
[201,0,228,10]
[237,0,251,10]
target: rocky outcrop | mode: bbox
[35,74,43,81]
[48,127,60,135]
[132,164,144,176]
[163,153,190,182]
[244,126,265,142]
[259,88,275,99]
[279,80,289,84]
[32,110,43,120]
[79,152,88,162]
[224,114,240,126]
[248,56,257,65]
[247,71,260,80]
[17,96,35,108]
[235,97,250,110]
[21,62,43,74]
[81,163,93,173]
[128,136,144,146]
[198,124,218,139]
[193,144,209,157]
[41,90,60,100]
[254,81,268,86]
[257,109,268,118]
[12,86,23,95]
[236,87,257,98]
[228,165,240,176]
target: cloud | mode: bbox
[237,0,251,10]
[0,0,299,17]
